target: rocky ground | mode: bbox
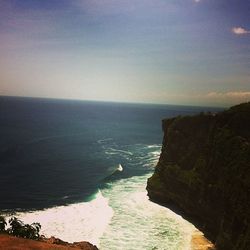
[0,234,98,250]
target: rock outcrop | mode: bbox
[0,234,98,250]
[147,102,250,250]
[42,236,99,250]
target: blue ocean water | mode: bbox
[0,96,221,249]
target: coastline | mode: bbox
[147,103,250,249]
[191,230,215,250]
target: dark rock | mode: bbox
[147,102,250,250]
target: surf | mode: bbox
[99,173,195,250]
[103,164,124,182]
[7,190,113,247]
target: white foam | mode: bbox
[99,174,195,250]
[13,190,113,246]
[104,151,117,155]
[7,143,195,249]
[108,148,133,156]
[150,150,161,157]
[117,164,123,172]
[97,138,113,144]
[147,144,161,149]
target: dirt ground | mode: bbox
[0,234,97,250]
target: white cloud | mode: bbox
[232,27,250,35]
[203,91,250,106]
[206,91,250,98]
[154,91,250,107]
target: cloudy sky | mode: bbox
[0,0,249,107]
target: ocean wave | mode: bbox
[61,195,70,200]
[146,144,161,149]
[117,164,123,172]
[97,138,113,144]
[99,173,195,250]
[8,190,113,247]
[142,163,156,168]
[106,148,133,156]
[149,150,161,157]
[103,164,124,182]
[4,143,193,249]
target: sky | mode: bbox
[0,0,250,107]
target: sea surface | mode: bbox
[0,96,221,249]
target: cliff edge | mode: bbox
[147,102,250,250]
[0,234,98,250]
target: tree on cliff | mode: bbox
[0,216,7,232]
[0,216,41,240]
[8,217,41,239]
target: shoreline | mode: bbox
[191,229,215,250]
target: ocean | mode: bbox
[0,96,221,249]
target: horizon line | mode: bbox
[0,94,228,109]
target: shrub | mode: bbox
[0,216,7,232]
[0,216,41,240]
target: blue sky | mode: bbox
[0,0,249,106]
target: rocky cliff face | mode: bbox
[147,102,250,250]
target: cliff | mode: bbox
[0,234,98,250]
[147,102,250,250]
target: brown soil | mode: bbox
[0,234,98,250]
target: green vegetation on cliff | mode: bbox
[147,102,250,250]
[0,216,41,240]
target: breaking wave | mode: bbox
[5,143,195,249]
[9,190,113,247]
